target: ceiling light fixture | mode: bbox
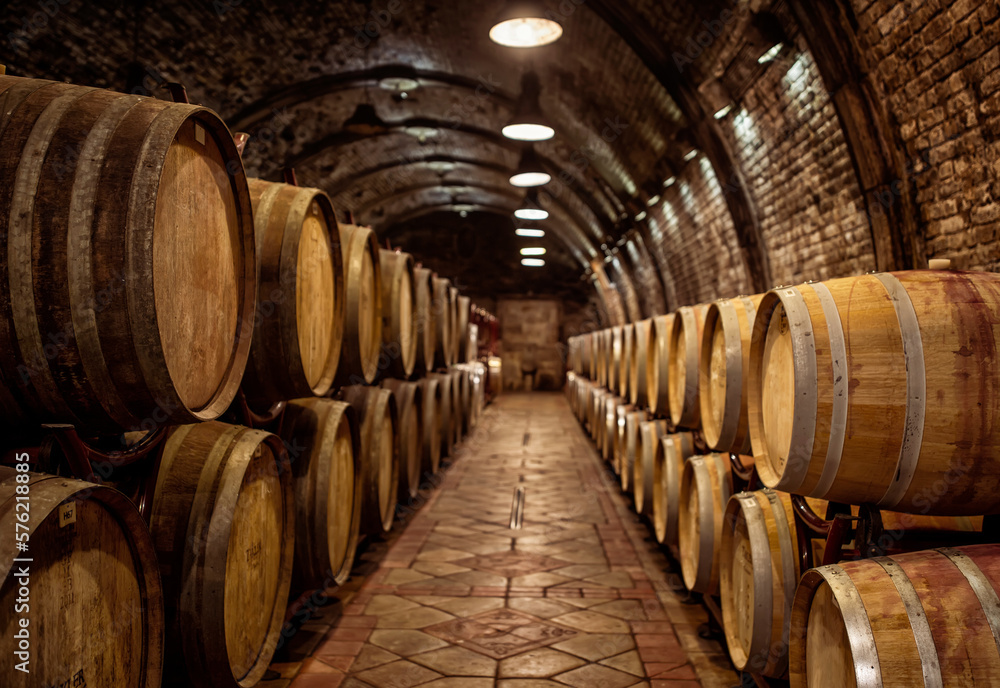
[647,195,661,206]
[663,176,676,187]
[509,146,551,187]
[490,1,563,48]
[503,71,554,141]
[516,228,545,237]
[379,76,420,92]
[521,258,546,267]
[520,247,546,255]
[757,44,784,64]
[714,104,733,119]
[635,211,647,222]
[684,148,699,161]
[515,188,549,219]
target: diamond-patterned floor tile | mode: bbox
[453,550,571,578]
[411,645,498,676]
[424,608,578,659]
[497,647,586,678]
[555,663,639,688]
[354,659,442,688]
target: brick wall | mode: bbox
[852,0,1000,271]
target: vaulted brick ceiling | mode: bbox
[0,0,735,300]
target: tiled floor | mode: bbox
[267,392,738,688]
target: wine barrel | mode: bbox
[338,386,399,535]
[651,432,696,546]
[468,362,487,429]
[609,326,622,394]
[634,419,669,516]
[456,295,472,363]
[433,277,456,369]
[576,377,594,425]
[790,544,1000,687]
[334,224,383,385]
[669,304,708,428]
[243,179,344,408]
[591,387,610,446]
[150,421,294,688]
[0,75,255,432]
[748,270,1000,515]
[0,467,164,688]
[378,250,417,379]
[612,402,635,475]
[487,356,502,400]
[678,452,754,593]
[619,323,634,398]
[595,330,608,388]
[413,267,437,375]
[429,372,457,459]
[601,395,623,462]
[647,314,676,417]
[720,489,818,678]
[381,379,424,501]
[621,409,648,493]
[630,319,654,408]
[451,366,471,440]
[418,376,443,474]
[281,398,361,590]
[699,295,762,453]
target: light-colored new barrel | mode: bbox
[413,267,437,375]
[630,318,654,408]
[668,304,708,428]
[651,432,696,546]
[634,419,669,516]
[334,224,383,385]
[381,379,424,501]
[378,250,417,379]
[339,386,399,535]
[748,270,1000,515]
[699,295,763,453]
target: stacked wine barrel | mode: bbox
[0,74,496,688]
[567,268,1000,686]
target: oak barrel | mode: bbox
[619,323,634,399]
[382,379,424,500]
[608,326,622,393]
[281,398,361,590]
[0,75,255,432]
[634,419,669,516]
[449,285,461,365]
[149,421,294,688]
[338,386,399,535]
[748,270,1000,514]
[613,401,635,476]
[0,467,164,688]
[413,267,437,375]
[433,277,456,369]
[651,432,696,546]
[243,179,344,407]
[699,295,762,453]
[646,314,676,417]
[678,452,753,594]
[596,329,610,388]
[456,295,473,363]
[334,224,383,385]
[417,376,443,474]
[429,372,457,459]
[668,304,708,428]
[620,409,648,493]
[629,319,654,408]
[790,544,1000,687]
[601,395,623,462]
[451,366,472,440]
[378,250,417,379]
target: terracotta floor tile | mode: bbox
[364,595,423,616]
[289,674,344,688]
[506,597,577,619]
[497,647,586,678]
[349,645,400,671]
[433,596,506,617]
[374,606,456,629]
[555,663,638,688]
[600,650,645,676]
[411,645,498,676]
[551,633,636,661]
[419,679,494,688]
[550,610,631,634]
[367,630,450,656]
[354,659,442,688]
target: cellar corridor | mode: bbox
[266,393,736,688]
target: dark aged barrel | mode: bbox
[429,372,456,459]
[413,266,437,375]
[647,314,676,417]
[418,376,443,474]
[0,75,255,432]
[149,422,294,688]
[281,398,361,590]
[0,467,164,688]
[678,453,754,594]
[468,361,487,429]
[382,379,424,500]
[378,250,417,379]
[449,285,462,365]
[334,224,383,385]
[651,432,696,546]
[699,295,762,453]
[339,386,399,535]
[634,419,669,516]
[790,544,1000,688]
[630,318,653,408]
[433,277,456,369]
[449,367,468,444]
[243,179,344,407]
[748,270,1000,515]
[669,304,709,428]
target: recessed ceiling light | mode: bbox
[647,195,661,206]
[635,211,647,222]
[515,207,548,220]
[714,104,733,119]
[521,258,545,267]
[520,247,546,255]
[516,228,545,237]
[684,148,699,161]
[379,76,420,91]
[663,176,676,187]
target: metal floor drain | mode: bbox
[509,486,525,529]
[522,432,531,445]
